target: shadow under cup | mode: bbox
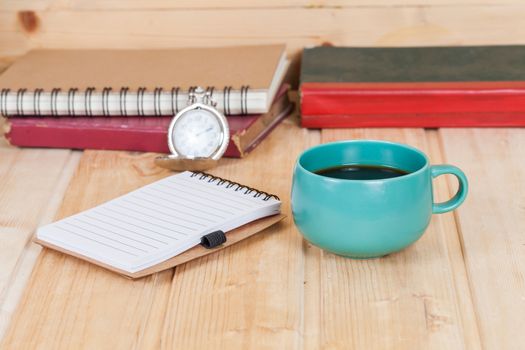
[291,140,468,258]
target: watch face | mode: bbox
[171,108,224,158]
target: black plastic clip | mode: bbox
[200,230,227,249]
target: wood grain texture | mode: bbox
[157,120,320,349]
[307,128,482,349]
[1,121,494,349]
[425,130,482,350]
[0,13,30,58]
[1,120,322,349]
[1,151,175,349]
[0,150,80,340]
[2,0,524,11]
[440,129,525,349]
[2,4,525,59]
[0,145,79,340]
[0,0,520,11]
[0,0,55,11]
[0,1,523,346]
[65,0,525,10]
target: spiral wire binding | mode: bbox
[0,89,3,116]
[240,86,245,115]
[0,89,4,115]
[102,87,112,116]
[136,87,146,116]
[85,87,95,116]
[51,88,61,116]
[120,87,129,116]
[68,88,78,116]
[2,89,10,116]
[154,87,163,116]
[240,85,250,115]
[16,88,26,116]
[2,86,243,116]
[88,87,95,116]
[206,86,215,98]
[1,89,5,116]
[187,86,197,104]
[205,86,216,106]
[227,86,232,114]
[223,86,232,115]
[34,89,43,116]
[171,87,179,114]
[190,171,279,201]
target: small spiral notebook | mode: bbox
[0,45,288,116]
[34,171,284,279]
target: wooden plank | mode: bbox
[302,129,482,349]
[0,149,175,349]
[0,0,57,11]
[1,119,319,348]
[0,13,30,58]
[440,129,525,349]
[0,150,80,340]
[1,0,522,11]
[424,130,482,350]
[154,120,320,348]
[0,145,79,341]
[65,0,524,10]
[2,5,525,60]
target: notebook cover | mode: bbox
[4,85,292,157]
[34,214,286,279]
[301,111,525,128]
[300,46,525,127]
[0,45,285,91]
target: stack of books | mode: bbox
[300,45,525,127]
[0,45,292,157]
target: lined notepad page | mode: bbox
[36,171,281,273]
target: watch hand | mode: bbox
[196,127,213,136]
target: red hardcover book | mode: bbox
[300,46,525,128]
[4,86,292,158]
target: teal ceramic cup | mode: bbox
[291,140,468,258]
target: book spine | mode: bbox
[301,112,525,128]
[238,103,294,156]
[4,119,243,157]
[300,82,525,117]
[4,85,292,156]
[0,86,257,116]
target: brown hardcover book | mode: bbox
[3,85,292,157]
[0,45,289,116]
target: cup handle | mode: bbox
[430,165,468,214]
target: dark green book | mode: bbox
[300,45,525,128]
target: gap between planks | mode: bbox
[0,121,318,349]
[439,128,525,349]
[303,128,482,349]
[0,148,81,342]
[0,123,493,349]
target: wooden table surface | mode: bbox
[0,115,523,349]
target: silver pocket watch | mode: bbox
[155,87,229,171]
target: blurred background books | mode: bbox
[300,45,525,128]
[0,45,292,157]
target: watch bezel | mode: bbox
[167,102,230,161]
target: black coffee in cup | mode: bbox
[315,164,409,180]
